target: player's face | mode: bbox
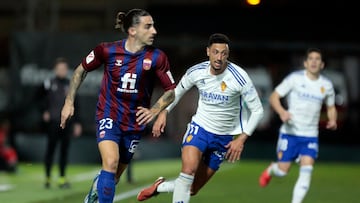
[55,62,69,79]
[207,43,229,74]
[134,16,157,46]
[304,51,324,75]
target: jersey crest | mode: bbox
[221,81,227,92]
[143,58,152,70]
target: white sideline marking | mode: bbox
[113,187,143,202]
[0,184,14,192]
[72,170,100,182]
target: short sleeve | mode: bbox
[81,43,105,71]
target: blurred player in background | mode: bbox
[137,33,264,203]
[41,57,82,189]
[258,48,337,203]
[60,8,175,203]
[0,116,17,173]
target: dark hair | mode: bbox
[115,9,151,33]
[53,57,68,67]
[208,33,230,47]
[305,47,323,60]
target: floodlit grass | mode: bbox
[0,159,359,203]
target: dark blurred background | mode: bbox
[0,0,359,163]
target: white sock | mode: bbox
[269,163,287,177]
[157,180,175,193]
[172,172,194,203]
[292,165,313,203]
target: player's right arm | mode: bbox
[270,73,295,123]
[60,64,87,129]
[269,90,291,123]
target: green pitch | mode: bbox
[0,159,359,203]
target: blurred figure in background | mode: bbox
[40,57,82,189]
[0,116,17,173]
[258,48,337,203]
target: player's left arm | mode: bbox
[326,105,337,130]
[242,84,264,135]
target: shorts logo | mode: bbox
[277,151,283,160]
[186,134,193,143]
[143,58,152,70]
[128,140,140,153]
[99,130,106,138]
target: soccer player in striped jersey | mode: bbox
[60,9,176,203]
[258,48,338,203]
[137,33,264,203]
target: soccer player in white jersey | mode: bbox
[137,33,264,203]
[258,48,338,203]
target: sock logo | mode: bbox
[103,187,113,195]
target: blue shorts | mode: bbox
[96,118,141,164]
[276,133,319,162]
[182,121,233,171]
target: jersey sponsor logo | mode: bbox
[115,59,122,66]
[86,51,95,64]
[143,58,152,70]
[117,73,138,93]
[297,91,323,102]
[199,90,229,104]
[221,81,227,91]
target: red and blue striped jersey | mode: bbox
[81,39,176,132]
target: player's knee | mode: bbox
[272,164,288,177]
[102,158,119,172]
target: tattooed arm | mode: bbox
[136,89,175,125]
[60,64,88,129]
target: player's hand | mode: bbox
[136,106,155,125]
[60,100,74,129]
[152,110,167,137]
[225,134,248,163]
[43,111,51,122]
[326,120,337,130]
[73,123,82,137]
[279,110,292,123]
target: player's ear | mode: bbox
[206,47,210,57]
[128,27,136,36]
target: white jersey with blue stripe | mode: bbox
[166,61,264,136]
[276,70,335,137]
